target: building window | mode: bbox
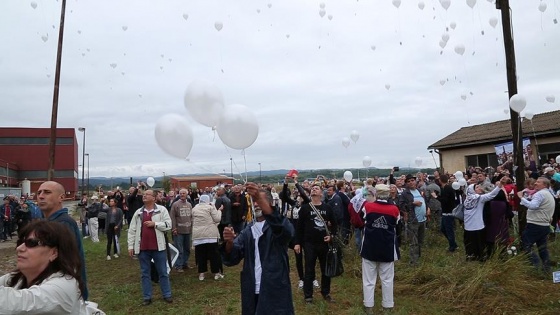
[465,153,499,169]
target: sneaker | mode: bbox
[106,255,111,261]
[141,299,152,306]
[322,295,335,303]
[113,254,119,258]
[305,298,313,304]
[313,279,320,289]
[163,297,173,304]
[298,280,304,290]
[199,273,205,281]
[214,273,224,280]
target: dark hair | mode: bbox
[440,174,449,183]
[8,221,83,298]
[336,180,344,190]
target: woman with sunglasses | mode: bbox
[0,220,89,314]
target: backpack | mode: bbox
[348,203,365,229]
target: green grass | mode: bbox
[84,227,560,315]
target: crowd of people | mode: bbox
[0,161,559,314]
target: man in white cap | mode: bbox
[87,195,102,242]
[543,166,560,183]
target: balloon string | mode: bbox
[242,149,248,183]
[221,143,246,183]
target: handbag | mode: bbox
[309,204,344,277]
[452,203,464,221]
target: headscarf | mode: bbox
[199,195,210,204]
[350,189,365,213]
[463,184,481,210]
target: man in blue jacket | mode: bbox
[221,182,294,315]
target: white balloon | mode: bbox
[509,94,527,113]
[214,21,223,31]
[41,35,48,42]
[31,2,37,9]
[440,80,446,86]
[503,109,509,114]
[217,104,259,150]
[524,111,534,120]
[392,0,401,9]
[154,114,194,159]
[546,95,555,103]
[418,2,425,10]
[184,79,225,128]
[328,14,333,20]
[454,171,464,179]
[385,84,391,90]
[319,9,326,18]
[442,32,450,43]
[415,157,422,167]
[450,21,457,29]
[440,0,451,10]
[439,40,447,49]
[109,63,117,69]
[454,44,465,56]
[342,137,350,148]
[489,17,498,28]
[320,2,326,9]
[466,0,476,9]
[183,13,189,21]
[350,130,360,143]
[458,178,467,186]
[267,3,272,8]
[452,182,461,190]
[146,177,155,187]
[122,26,128,31]
[343,171,353,182]
[538,2,547,13]
[363,156,372,168]
[556,155,560,164]
[461,94,467,100]
[371,45,376,51]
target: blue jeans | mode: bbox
[354,227,363,251]
[173,233,191,269]
[440,215,458,251]
[139,250,171,300]
[522,223,550,272]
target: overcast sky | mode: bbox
[1,0,559,181]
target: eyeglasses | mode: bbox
[16,238,45,248]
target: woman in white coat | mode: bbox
[191,194,222,281]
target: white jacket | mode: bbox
[191,203,221,241]
[128,204,172,254]
[0,272,88,314]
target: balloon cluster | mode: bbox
[341,130,360,148]
[452,171,468,190]
[154,79,259,160]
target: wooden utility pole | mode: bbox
[47,0,67,180]
[497,0,526,233]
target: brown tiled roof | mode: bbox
[429,110,560,149]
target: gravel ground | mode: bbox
[0,201,80,275]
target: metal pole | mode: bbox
[258,163,262,183]
[47,0,67,181]
[78,127,85,197]
[230,158,233,180]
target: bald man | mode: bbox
[37,181,89,300]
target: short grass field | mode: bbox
[80,223,560,315]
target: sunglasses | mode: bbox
[16,238,45,248]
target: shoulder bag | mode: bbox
[309,203,344,278]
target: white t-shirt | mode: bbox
[251,220,265,294]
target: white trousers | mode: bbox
[89,217,99,242]
[362,259,394,308]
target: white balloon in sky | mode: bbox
[466,0,476,9]
[154,114,194,159]
[319,9,326,18]
[328,14,333,20]
[415,157,422,167]
[146,177,155,188]
[109,63,117,68]
[392,0,401,9]
[538,2,547,13]
[450,21,457,29]
[509,94,527,113]
[350,130,360,143]
[342,137,350,148]
[524,111,534,120]
[182,13,189,21]
[439,40,447,49]
[371,45,376,51]
[320,2,326,9]
[545,95,555,103]
[217,104,259,150]
[267,3,272,8]
[461,94,467,100]
[489,17,498,28]
[440,80,446,86]
[440,0,451,10]
[503,109,509,114]
[454,44,465,56]
[343,171,353,182]
[363,156,372,168]
[385,84,391,90]
[30,2,37,9]
[41,34,48,42]
[442,32,450,42]
[184,79,224,128]
[418,1,425,10]
[122,26,128,31]
[214,21,223,31]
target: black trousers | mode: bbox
[195,243,221,274]
[464,229,486,261]
[106,224,119,256]
[303,242,330,299]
